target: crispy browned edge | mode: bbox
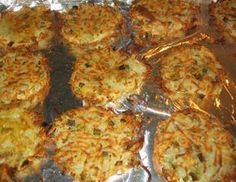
[0,6,55,51]
[128,0,201,48]
[57,3,128,50]
[25,55,51,110]
[0,54,51,110]
[0,111,47,181]
[209,0,236,43]
[153,108,236,182]
[49,107,144,181]
[69,49,152,106]
[154,44,226,109]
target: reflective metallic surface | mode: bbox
[0,0,235,181]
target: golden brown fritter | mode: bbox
[129,0,200,47]
[0,109,47,181]
[210,0,236,42]
[0,51,50,110]
[49,107,143,181]
[0,6,54,50]
[154,109,236,182]
[59,3,127,50]
[70,48,150,106]
[157,45,226,109]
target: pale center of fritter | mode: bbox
[154,110,236,182]
[0,109,44,169]
[159,46,225,107]
[61,5,123,45]
[49,107,143,181]
[70,49,148,106]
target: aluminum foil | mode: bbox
[0,0,236,182]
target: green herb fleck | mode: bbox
[93,128,101,136]
[193,73,202,80]
[39,21,46,28]
[202,67,208,73]
[115,161,123,166]
[85,63,90,68]
[67,119,75,126]
[118,64,129,70]
[197,153,204,162]
[69,29,73,34]
[120,118,126,123]
[198,94,205,99]
[171,163,176,169]
[223,17,228,23]
[7,41,14,47]
[78,124,85,131]
[79,82,85,87]
[183,176,190,181]
[21,159,29,167]
[102,151,109,157]
[193,54,201,62]
[108,120,115,127]
[189,172,199,180]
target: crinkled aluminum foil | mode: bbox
[0,0,235,182]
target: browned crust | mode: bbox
[70,66,151,106]
[153,108,236,182]
[0,6,54,50]
[153,108,192,181]
[58,3,128,50]
[129,0,201,48]
[156,44,226,109]
[0,110,47,181]
[69,48,151,106]
[0,51,51,110]
[2,78,51,110]
[49,107,144,181]
[209,0,236,42]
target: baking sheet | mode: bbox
[0,0,235,181]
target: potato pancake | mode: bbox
[49,107,143,181]
[60,3,127,49]
[153,109,236,182]
[70,48,149,106]
[210,0,236,42]
[0,51,50,110]
[129,0,200,47]
[157,45,225,108]
[0,109,46,181]
[0,6,54,50]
